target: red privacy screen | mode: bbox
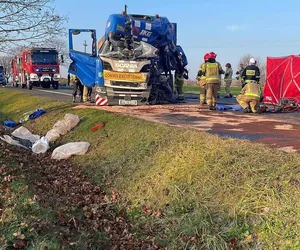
[263,55,300,104]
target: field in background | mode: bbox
[184,84,242,96]
[0,89,299,249]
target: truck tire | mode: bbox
[28,82,33,90]
[52,81,59,89]
[22,84,26,89]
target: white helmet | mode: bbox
[249,58,256,65]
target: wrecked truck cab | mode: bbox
[68,9,188,106]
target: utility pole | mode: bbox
[83,40,87,53]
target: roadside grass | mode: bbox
[184,84,242,96]
[0,89,300,249]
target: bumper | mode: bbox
[95,85,150,106]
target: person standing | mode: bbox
[174,70,185,102]
[83,86,93,103]
[197,53,209,105]
[224,63,233,98]
[236,63,245,87]
[70,74,83,103]
[241,58,260,85]
[174,52,188,103]
[202,52,224,110]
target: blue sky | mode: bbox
[55,0,300,78]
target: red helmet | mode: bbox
[225,63,231,67]
[204,53,209,61]
[208,52,217,59]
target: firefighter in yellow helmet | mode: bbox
[197,53,209,105]
[202,52,224,110]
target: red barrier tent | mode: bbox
[263,55,300,104]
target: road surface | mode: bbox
[2,84,300,153]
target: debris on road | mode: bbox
[32,136,50,154]
[19,108,46,124]
[12,126,40,144]
[91,122,106,132]
[0,134,30,149]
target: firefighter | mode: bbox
[224,63,233,98]
[83,86,94,103]
[241,58,260,85]
[202,52,224,110]
[87,87,93,102]
[236,63,245,87]
[236,80,262,113]
[70,74,83,103]
[197,53,209,105]
[174,71,185,102]
[174,52,188,102]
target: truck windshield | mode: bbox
[99,39,157,60]
[31,53,58,65]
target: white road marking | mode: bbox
[36,89,72,96]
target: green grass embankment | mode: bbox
[0,89,299,249]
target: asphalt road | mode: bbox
[2,84,76,102]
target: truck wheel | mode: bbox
[15,83,19,87]
[22,84,26,89]
[28,81,33,90]
[52,81,59,89]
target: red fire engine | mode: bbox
[11,48,63,90]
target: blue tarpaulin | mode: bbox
[216,104,243,111]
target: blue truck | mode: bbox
[68,7,188,105]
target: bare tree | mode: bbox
[0,55,11,74]
[0,0,67,53]
[237,54,266,84]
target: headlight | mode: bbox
[35,68,40,72]
[30,73,38,79]
[103,62,112,70]
[96,86,106,93]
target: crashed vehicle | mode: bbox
[68,7,188,105]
